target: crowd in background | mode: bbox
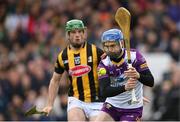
[0,0,179,121]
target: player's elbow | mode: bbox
[99,78,110,97]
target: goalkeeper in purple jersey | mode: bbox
[95,29,154,121]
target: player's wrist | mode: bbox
[47,102,53,107]
[124,84,130,91]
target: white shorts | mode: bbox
[67,97,103,118]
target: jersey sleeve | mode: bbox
[133,50,149,72]
[54,51,65,74]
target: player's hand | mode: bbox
[124,67,140,79]
[42,106,53,116]
[125,78,137,91]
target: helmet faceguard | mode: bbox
[101,29,124,59]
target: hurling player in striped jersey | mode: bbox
[42,19,105,121]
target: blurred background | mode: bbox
[0,0,179,121]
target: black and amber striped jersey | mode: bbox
[55,42,104,102]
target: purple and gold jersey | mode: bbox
[98,49,149,109]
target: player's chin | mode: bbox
[72,43,82,48]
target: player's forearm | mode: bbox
[103,85,126,97]
[99,78,126,97]
[138,70,154,87]
[47,77,60,106]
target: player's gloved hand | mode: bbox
[124,67,140,80]
[125,78,137,91]
[42,106,53,116]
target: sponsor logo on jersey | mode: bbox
[74,56,81,65]
[88,56,92,62]
[69,65,91,77]
[140,63,148,69]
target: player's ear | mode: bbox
[84,28,87,34]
